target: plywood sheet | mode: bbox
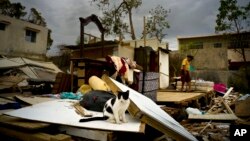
[157,91,205,103]
[4,99,142,133]
[111,79,198,141]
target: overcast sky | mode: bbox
[9,0,248,55]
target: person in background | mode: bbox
[180,55,194,92]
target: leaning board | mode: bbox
[111,79,198,141]
[4,99,143,133]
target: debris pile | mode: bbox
[182,121,230,141]
[0,57,62,93]
[207,91,240,114]
[160,87,250,141]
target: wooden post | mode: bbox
[79,18,84,58]
[102,33,104,57]
[143,16,146,46]
[70,61,74,92]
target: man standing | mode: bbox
[180,55,194,92]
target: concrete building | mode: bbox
[0,14,49,60]
[177,32,250,85]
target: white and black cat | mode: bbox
[79,90,130,124]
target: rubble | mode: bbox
[0,65,249,141]
[0,57,62,93]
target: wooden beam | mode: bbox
[188,114,237,120]
[222,99,235,114]
[59,126,113,141]
[223,87,233,98]
[0,115,49,130]
[0,126,71,141]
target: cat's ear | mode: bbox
[126,90,129,93]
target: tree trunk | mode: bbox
[241,48,250,89]
[128,9,136,40]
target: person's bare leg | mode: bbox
[187,82,191,92]
[181,81,184,91]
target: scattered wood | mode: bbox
[207,92,240,114]
[181,121,230,140]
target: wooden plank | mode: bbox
[223,87,233,98]
[59,126,113,141]
[157,91,205,103]
[0,126,71,141]
[188,114,237,120]
[222,99,235,114]
[101,74,120,95]
[0,115,50,130]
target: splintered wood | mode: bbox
[207,92,240,114]
[72,102,92,117]
[181,122,230,141]
[188,89,240,121]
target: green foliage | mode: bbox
[145,5,170,42]
[215,0,250,33]
[47,29,53,50]
[0,0,52,50]
[90,0,142,40]
[216,0,250,89]
[101,9,129,38]
[0,0,26,19]
[28,8,46,27]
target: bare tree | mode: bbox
[90,0,142,40]
[145,5,170,42]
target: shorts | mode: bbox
[181,70,191,83]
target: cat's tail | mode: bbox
[79,116,109,122]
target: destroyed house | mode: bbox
[0,14,49,60]
[178,32,250,84]
[64,41,119,59]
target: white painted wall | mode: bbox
[0,14,49,60]
[159,49,169,89]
